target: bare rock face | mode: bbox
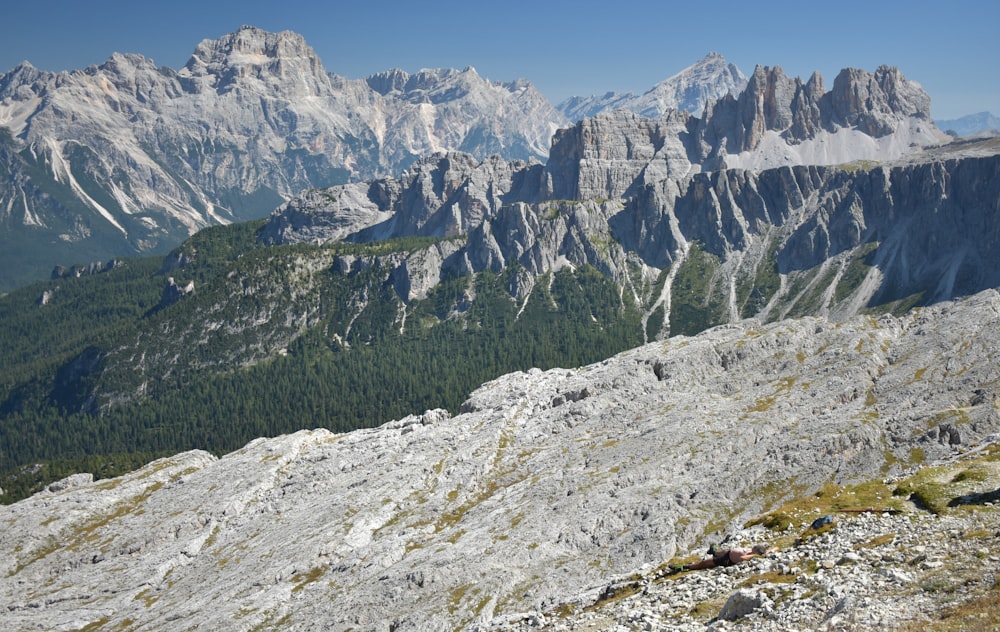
[829,65,933,137]
[545,110,694,201]
[259,183,395,245]
[362,152,534,239]
[263,152,548,247]
[789,71,826,139]
[3,289,1000,630]
[739,64,803,149]
[182,25,331,98]
[159,276,194,308]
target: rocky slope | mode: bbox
[506,474,1000,631]
[3,288,1000,631]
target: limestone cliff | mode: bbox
[263,139,1000,339]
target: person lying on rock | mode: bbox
[670,543,771,572]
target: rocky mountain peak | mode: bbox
[546,109,693,200]
[829,64,933,136]
[182,25,327,95]
[0,64,50,126]
[935,111,1000,137]
[361,150,541,241]
[189,25,314,63]
[688,62,945,170]
[633,51,747,118]
[365,68,410,95]
[558,52,748,121]
[736,64,803,146]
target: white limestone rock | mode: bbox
[718,588,772,621]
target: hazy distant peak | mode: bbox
[935,111,1000,137]
[557,52,748,121]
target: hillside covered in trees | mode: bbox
[0,221,643,501]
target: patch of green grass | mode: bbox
[746,479,905,542]
[548,602,579,619]
[587,576,645,610]
[745,377,796,414]
[753,512,794,531]
[951,466,990,484]
[134,587,160,607]
[291,565,326,593]
[838,159,880,172]
[855,533,896,550]
[917,590,1000,632]
[72,618,111,632]
[892,445,1000,514]
[921,575,960,594]
[738,569,799,588]
[748,394,778,413]
[834,242,879,304]
[786,265,839,318]
[447,583,475,614]
[689,598,728,620]
[875,292,927,316]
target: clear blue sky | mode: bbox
[1,0,997,120]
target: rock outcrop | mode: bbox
[159,276,194,308]
[545,110,695,201]
[3,288,1000,630]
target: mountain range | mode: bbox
[0,23,994,487]
[2,25,1000,631]
[0,25,956,292]
[935,111,1000,137]
[0,26,564,291]
[0,86,996,494]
